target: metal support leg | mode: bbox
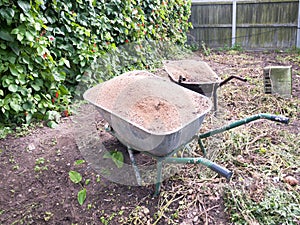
[128,148,142,186]
[198,138,207,156]
[213,86,218,112]
[154,160,163,196]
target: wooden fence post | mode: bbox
[232,0,237,47]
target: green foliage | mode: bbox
[0,0,71,126]
[219,43,244,52]
[74,159,85,165]
[69,170,82,184]
[86,40,190,87]
[0,0,192,128]
[224,186,300,225]
[0,125,12,139]
[34,157,48,172]
[103,150,124,169]
[77,188,87,206]
[69,170,87,206]
[201,41,211,56]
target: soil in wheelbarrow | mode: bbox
[91,72,211,132]
[164,59,220,83]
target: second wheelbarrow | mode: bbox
[164,59,247,112]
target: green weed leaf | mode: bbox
[103,151,124,169]
[74,159,85,165]
[77,188,86,206]
[69,171,82,184]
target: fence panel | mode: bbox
[188,0,299,49]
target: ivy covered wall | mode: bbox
[0,0,192,126]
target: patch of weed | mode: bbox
[224,185,300,224]
[34,157,48,172]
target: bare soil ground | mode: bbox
[0,50,299,225]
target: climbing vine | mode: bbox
[0,0,192,127]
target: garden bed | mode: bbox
[0,50,299,225]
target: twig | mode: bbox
[152,194,184,225]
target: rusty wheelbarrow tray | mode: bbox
[164,60,247,112]
[83,71,289,196]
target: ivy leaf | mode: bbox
[8,84,18,92]
[17,1,31,13]
[47,121,58,129]
[10,101,22,112]
[59,85,69,95]
[31,83,41,91]
[53,73,66,82]
[25,112,32,124]
[25,31,34,42]
[63,58,70,68]
[9,65,19,76]
[0,8,15,23]
[69,171,82,184]
[7,55,17,64]
[8,43,20,56]
[0,31,14,42]
[77,188,86,206]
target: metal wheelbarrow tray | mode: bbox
[83,70,212,157]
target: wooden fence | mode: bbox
[188,0,300,49]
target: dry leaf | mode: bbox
[283,176,299,186]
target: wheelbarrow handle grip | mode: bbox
[266,114,289,124]
[219,75,247,87]
[208,163,233,181]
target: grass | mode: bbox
[144,49,300,224]
[194,50,300,224]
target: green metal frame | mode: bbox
[106,113,289,196]
[198,113,289,155]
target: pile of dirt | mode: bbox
[129,96,181,132]
[84,71,211,132]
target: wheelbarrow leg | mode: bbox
[154,160,163,196]
[212,85,218,113]
[128,148,142,186]
[198,138,207,156]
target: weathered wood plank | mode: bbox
[192,0,298,4]
[193,23,297,28]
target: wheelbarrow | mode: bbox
[83,71,289,196]
[164,60,247,112]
